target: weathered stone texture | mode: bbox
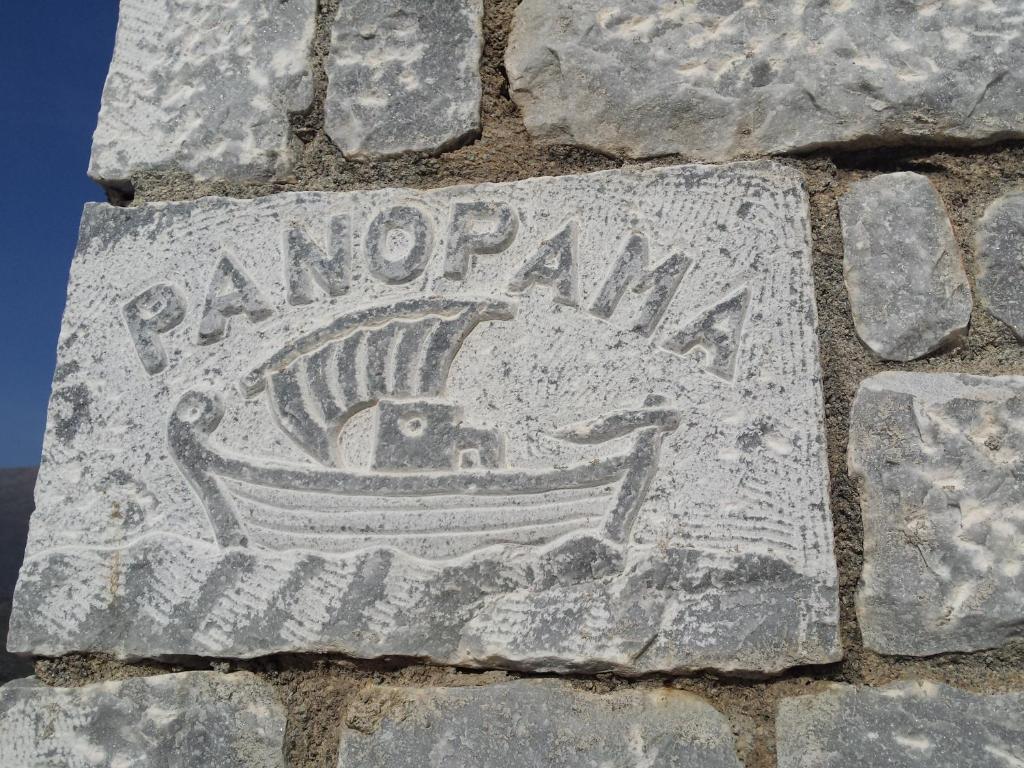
[337,680,743,768]
[326,0,483,158]
[840,173,971,361]
[0,672,285,767]
[977,190,1024,339]
[506,0,1024,161]
[777,682,1024,768]
[850,373,1024,656]
[89,0,316,186]
[9,163,837,674]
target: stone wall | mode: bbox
[3,2,1023,767]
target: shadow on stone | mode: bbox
[0,467,37,682]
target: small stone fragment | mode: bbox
[850,372,1024,656]
[506,1,1024,161]
[0,672,286,767]
[326,0,483,158]
[840,173,971,361]
[337,680,743,767]
[89,0,317,187]
[976,191,1024,339]
[777,681,1024,768]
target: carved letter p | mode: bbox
[124,283,186,375]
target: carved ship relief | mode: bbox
[169,297,680,559]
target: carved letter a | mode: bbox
[507,222,579,307]
[198,256,273,345]
[662,288,750,380]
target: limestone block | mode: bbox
[840,173,971,361]
[850,373,1024,655]
[337,680,743,768]
[9,163,837,674]
[326,0,482,158]
[89,0,317,186]
[977,191,1024,339]
[0,672,285,767]
[777,682,1024,768]
[506,0,1024,161]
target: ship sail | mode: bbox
[240,298,516,466]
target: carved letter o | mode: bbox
[365,205,434,285]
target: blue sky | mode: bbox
[0,3,119,466]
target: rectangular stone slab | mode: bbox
[89,0,316,187]
[850,372,1024,655]
[326,0,483,158]
[777,682,1024,768]
[506,0,1024,161]
[9,163,838,674]
[337,680,743,767]
[0,672,285,767]
[840,173,971,362]
[977,191,1024,340]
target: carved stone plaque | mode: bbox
[9,163,838,673]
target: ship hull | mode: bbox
[221,475,619,558]
[168,389,676,556]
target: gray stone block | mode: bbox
[850,373,1024,655]
[326,0,482,158]
[506,0,1024,161]
[840,173,971,361]
[977,190,1024,339]
[9,163,837,674]
[89,0,317,186]
[0,672,286,767]
[337,680,743,768]
[777,681,1024,768]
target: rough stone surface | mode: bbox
[337,680,743,768]
[89,0,316,186]
[505,0,1024,161]
[850,372,1024,656]
[840,173,971,361]
[977,190,1024,339]
[0,671,285,767]
[326,0,483,158]
[777,681,1024,768]
[9,163,837,674]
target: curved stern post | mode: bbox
[553,395,681,544]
